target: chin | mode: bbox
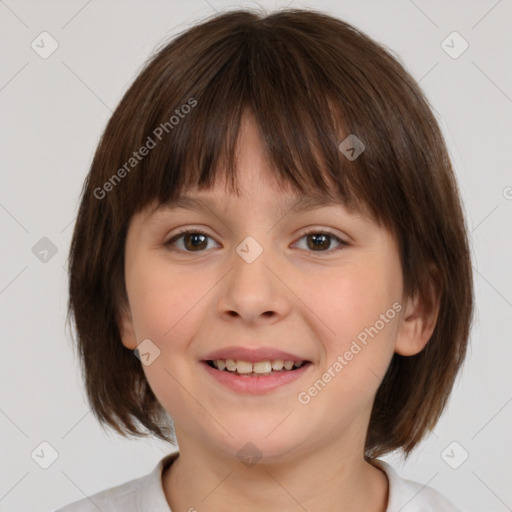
[210,423,308,465]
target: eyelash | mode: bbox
[165,228,348,254]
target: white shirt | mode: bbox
[55,452,462,512]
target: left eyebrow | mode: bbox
[288,194,348,213]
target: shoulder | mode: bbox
[372,459,463,512]
[54,473,148,512]
[54,452,179,512]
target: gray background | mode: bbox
[1,0,511,511]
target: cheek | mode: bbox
[126,257,205,340]
[315,264,399,335]
[125,259,206,399]
[305,260,401,385]
[294,265,401,424]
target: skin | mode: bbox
[119,114,439,512]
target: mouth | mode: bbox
[201,358,313,394]
[204,359,312,376]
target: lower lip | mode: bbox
[201,361,312,394]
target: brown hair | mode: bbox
[67,8,473,458]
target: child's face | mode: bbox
[120,115,412,462]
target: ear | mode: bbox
[118,302,138,350]
[394,271,441,356]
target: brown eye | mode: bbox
[307,233,330,251]
[294,230,347,253]
[166,230,217,252]
[165,229,347,254]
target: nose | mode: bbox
[215,238,291,325]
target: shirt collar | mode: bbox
[145,453,427,512]
[139,451,179,511]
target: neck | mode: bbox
[162,433,388,512]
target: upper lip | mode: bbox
[203,346,309,363]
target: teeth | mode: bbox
[213,359,305,374]
[272,360,284,371]
[253,361,272,373]
[236,361,253,374]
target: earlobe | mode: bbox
[394,280,441,357]
[118,305,138,350]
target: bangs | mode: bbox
[104,11,406,229]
